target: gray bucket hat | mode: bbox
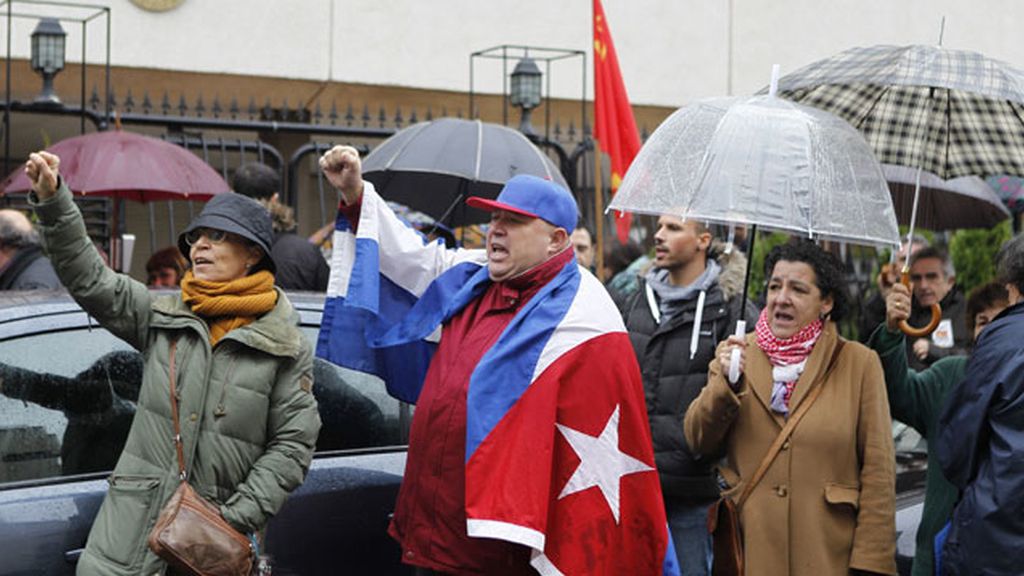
[178,192,275,274]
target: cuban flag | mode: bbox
[318,182,673,575]
[317,181,486,402]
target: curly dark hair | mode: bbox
[763,239,849,322]
[965,282,1009,340]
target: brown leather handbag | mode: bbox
[707,341,844,576]
[146,342,256,576]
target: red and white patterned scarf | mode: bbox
[755,308,824,414]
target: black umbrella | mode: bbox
[362,118,569,227]
[881,164,1011,231]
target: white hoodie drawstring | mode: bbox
[645,282,660,324]
[690,290,706,359]
[647,283,707,360]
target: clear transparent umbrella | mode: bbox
[609,94,899,248]
[608,86,899,381]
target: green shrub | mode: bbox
[748,230,791,303]
[949,222,1012,294]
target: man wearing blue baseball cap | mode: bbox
[316,146,668,575]
[464,173,577,282]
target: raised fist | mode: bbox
[25,151,61,199]
[318,145,363,205]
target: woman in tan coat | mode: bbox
[684,240,896,576]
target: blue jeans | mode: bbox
[667,500,714,576]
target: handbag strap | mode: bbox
[168,340,186,481]
[734,339,845,510]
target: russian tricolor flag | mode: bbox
[317,182,672,575]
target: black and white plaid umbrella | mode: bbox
[773,44,1024,180]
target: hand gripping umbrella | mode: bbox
[774,44,1024,336]
[609,69,900,383]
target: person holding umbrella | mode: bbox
[857,235,929,342]
[684,240,897,576]
[23,151,321,576]
[868,280,1009,576]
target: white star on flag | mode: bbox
[555,405,654,524]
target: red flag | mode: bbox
[593,0,641,244]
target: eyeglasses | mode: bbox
[184,228,230,246]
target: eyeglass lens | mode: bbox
[185,228,228,246]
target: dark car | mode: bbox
[0,292,932,575]
[0,291,413,576]
[893,421,928,576]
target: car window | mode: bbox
[0,328,137,483]
[0,323,405,486]
[299,327,407,452]
[892,420,927,454]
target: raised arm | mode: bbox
[25,152,152,349]
[317,145,485,297]
[866,282,958,433]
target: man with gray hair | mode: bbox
[935,233,1024,576]
[0,209,60,290]
[858,234,930,342]
[903,246,968,371]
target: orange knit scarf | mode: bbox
[180,269,278,346]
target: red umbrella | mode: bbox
[2,129,229,272]
[1,129,229,201]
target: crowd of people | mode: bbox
[4,144,1023,576]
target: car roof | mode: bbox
[0,289,325,339]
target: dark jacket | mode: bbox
[622,246,758,501]
[867,325,964,576]
[859,286,968,371]
[271,232,329,291]
[0,245,61,290]
[936,302,1024,576]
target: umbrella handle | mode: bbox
[897,270,942,337]
[728,320,746,385]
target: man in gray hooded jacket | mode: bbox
[622,215,757,575]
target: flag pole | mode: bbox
[592,0,605,281]
[593,140,606,280]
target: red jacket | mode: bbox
[388,249,574,575]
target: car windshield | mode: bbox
[0,317,405,486]
[0,327,136,482]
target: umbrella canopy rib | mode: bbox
[382,121,431,171]
[473,119,483,182]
